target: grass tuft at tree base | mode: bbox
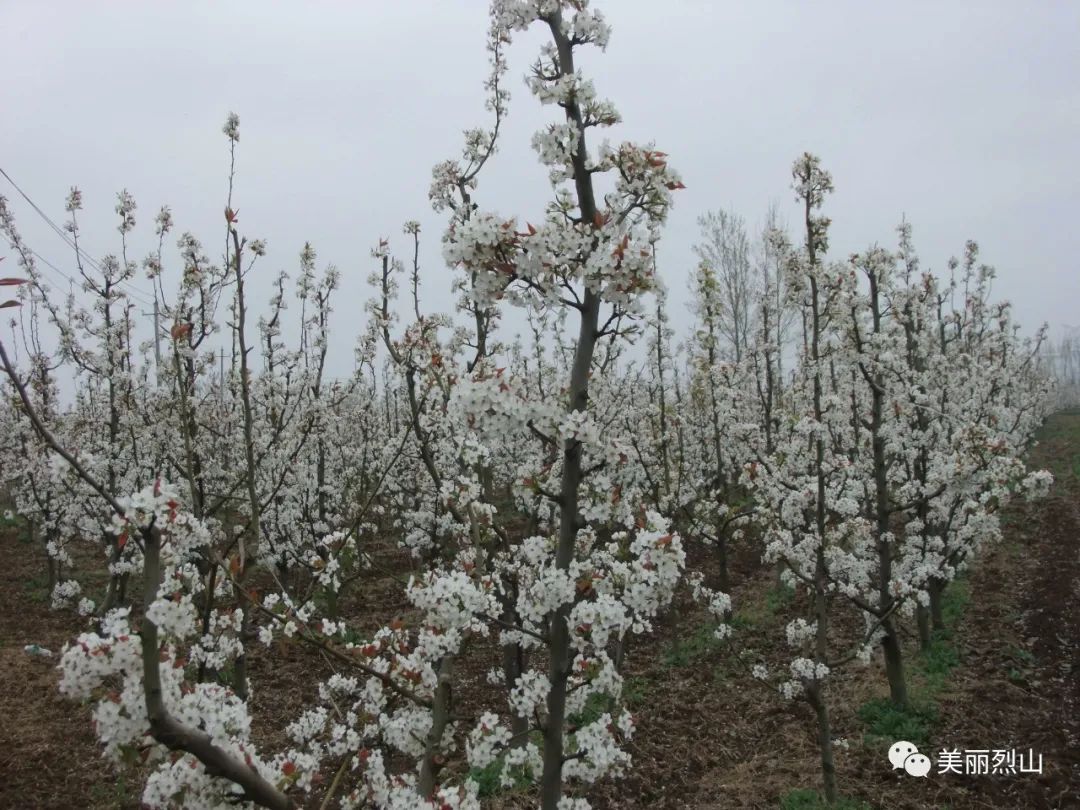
[466,756,532,798]
[662,621,725,668]
[857,698,937,748]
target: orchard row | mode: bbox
[0,2,1052,808]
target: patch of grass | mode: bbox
[215,663,237,689]
[730,582,796,631]
[0,507,32,544]
[728,609,757,631]
[919,635,960,690]
[1004,644,1036,684]
[857,697,937,748]
[939,578,969,630]
[711,662,734,684]
[662,621,723,668]
[568,691,612,727]
[779,788,871,809]
[24,573,50,603]
[311,586,340,619]
[566,679,649,725]
[622,675,648,709]
[466,756,532,798]
[764,582,795,614]
[88,771,131,807]
[1005,645,1035,666]
[340,625,364,646]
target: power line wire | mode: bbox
[0,167,157,306]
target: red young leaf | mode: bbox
[0,277,29,286]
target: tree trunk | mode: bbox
[806,685,837,804]
[880,618,908,708]
[501,601,529,746]
[928,579,945,632]
[716,531,730,596]
[419,656,454,796]
[539,11,602,810]
[916,603,931,650]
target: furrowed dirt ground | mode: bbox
[1,412,1078,809]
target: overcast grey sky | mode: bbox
[3,1,1078,376]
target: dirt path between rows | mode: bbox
[0,536,138,809]
[1013,422,1080,804]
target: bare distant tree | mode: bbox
[1040,325,1080,407]
[694,208,755,362]
[755,201,796,383]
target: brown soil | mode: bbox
[0,534,140,808]
[1,413,1078,809]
